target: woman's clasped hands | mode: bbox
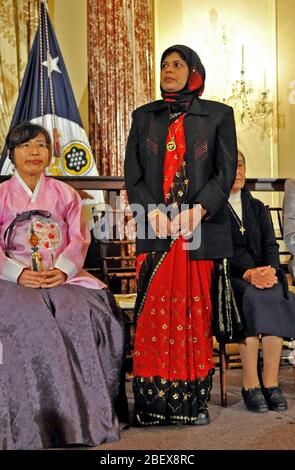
[18,268,67,289]
[148,205,203,239]
[243,265,278,289]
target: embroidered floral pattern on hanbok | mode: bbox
[30,216,62,250]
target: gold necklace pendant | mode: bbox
[166,137,176,152]
[239,226,246,235]
[166,116,184,152]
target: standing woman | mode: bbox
[124,45,237,426]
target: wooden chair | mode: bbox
[91,205,136,290]
[92,204,137,374]
[214,339,242,407]
[114,294,137,376]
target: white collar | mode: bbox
[229,190,241,203]
[14,170,43,203]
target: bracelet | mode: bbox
[148,209,160,220]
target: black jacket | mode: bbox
[228,188,280,278]
[124,97,237,259]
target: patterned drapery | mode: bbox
[0,0,39,153]
[88,0,154,176]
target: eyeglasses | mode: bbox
[16,142,49,150]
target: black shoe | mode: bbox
[191,409,210,425]
[241,387,269,412]
[262,386,288,411]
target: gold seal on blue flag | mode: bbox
[61,141,93,175]
[0,2,99,179]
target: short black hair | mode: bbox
[6,121,51,161]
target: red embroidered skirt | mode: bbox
[133,237,214,425]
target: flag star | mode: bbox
[42,53,62,77]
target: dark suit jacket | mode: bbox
[228,188,280,278]
[124,97,238,259]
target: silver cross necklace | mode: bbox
[227,202,246,235]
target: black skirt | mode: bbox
[231,278,295,339]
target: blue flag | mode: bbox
[0,0,97,178]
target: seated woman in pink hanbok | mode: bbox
[0,121,125,449]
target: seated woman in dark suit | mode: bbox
[228,150,295,413]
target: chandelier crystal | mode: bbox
[225,46,280,140]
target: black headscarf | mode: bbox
[160,45,206,114]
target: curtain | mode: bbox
[88,0,154,176]
[0,0,39,153]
